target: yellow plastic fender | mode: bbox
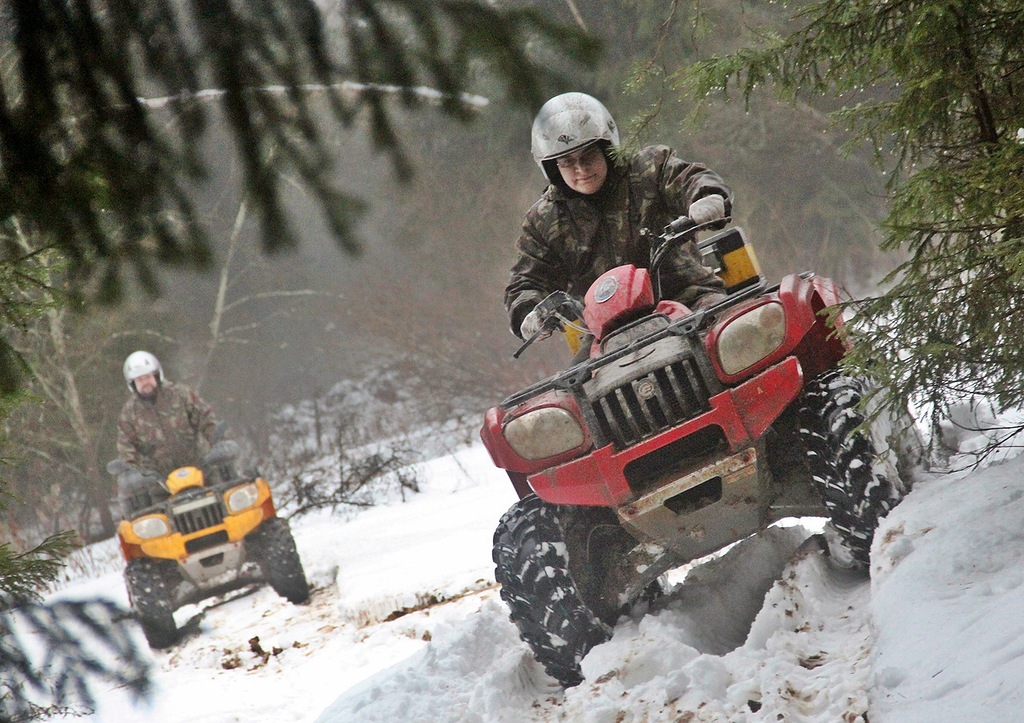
[167,466,204,494]
[118,478,275,561]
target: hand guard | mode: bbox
[688,194,726,226]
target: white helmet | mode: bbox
[123,351,163,391]
[531,92,619,181]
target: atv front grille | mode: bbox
[589,357,712,448]
[171,495,226,535]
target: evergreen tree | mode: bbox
[0,0,597,391]
[0,398,149,720]
[0,526,151,720]
[675,0,1024,447]
[0,3,596,715]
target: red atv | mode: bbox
[482,217,919,686]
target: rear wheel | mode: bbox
[493,495,625,687]
[799,371,911,568]
[248,518,309,603]
[124,558,180,649]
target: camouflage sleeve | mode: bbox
[116,404,140,467]
[652,147,729,305]
[503,198,569,338]
[655,146,733,220]
[184,386,219,445]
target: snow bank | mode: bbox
[870,459,1024,721]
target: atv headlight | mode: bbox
[131,515,171,540]
[717,302,787,375]
[504,407,585,461]
[225,483,260,513]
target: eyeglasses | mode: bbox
[555,145,603,171]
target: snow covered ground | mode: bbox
[46,408,1024,722]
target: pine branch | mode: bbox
[0,600,151,720]
[0,532,78,603]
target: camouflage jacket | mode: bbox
[117,380,218,477]
[504,145,731,337]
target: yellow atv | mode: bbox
[109,439,308,648]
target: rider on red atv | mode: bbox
[505,92,732,349]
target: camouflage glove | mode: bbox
[520,306,551,340]
[688,194,726,226]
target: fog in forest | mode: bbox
[2,0,898,542]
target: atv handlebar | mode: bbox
[513,323,551,360]
[649,215,731,301]
[512,215,730,359]
[665,215,697,236]
[513,291,586,359]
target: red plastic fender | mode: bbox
[730,356,805,439]
[583,266,654,341]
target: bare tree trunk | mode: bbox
[562,0,588,31]
[193,185,326,397]
[13,223,114,539]
[47,300,113,538]
[197,196,249,394]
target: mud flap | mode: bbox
[508,471,532,499]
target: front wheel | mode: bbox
[124,558,180,649]
[799,371,912,568]
[492,495,613,687]
[248,518,310,604]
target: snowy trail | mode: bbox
[318,524,878,722]
[548,527,875,722]
[45,436,1024,722]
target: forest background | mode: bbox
[2,0,1021,715]
[0,0,892,546]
